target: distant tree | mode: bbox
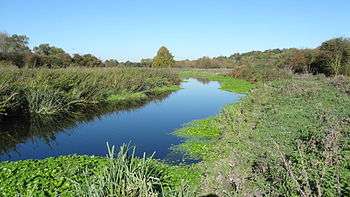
[72,54,103,67]
[0,33,6,53]
[71,54,84,66]
[121,61,141,67]
[319,37,350,75]
[0,32,30,53]
[33,44,66,56]
[82,54,103,67]
[283,49,316,73]
[0,52,26,68]
[0,32,30,67]
[33,44,72,68]
[24,53,44,68]
[105,59,119,67]
[140,58,153,67]
[197,56,215,68]
[152,46,175,67]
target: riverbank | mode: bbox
[1,70,349,196]
[0,67,179,119]
[1,70,243,196]
[175,74,350,196]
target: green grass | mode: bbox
[146,85,181,95]
[175,118,220,139]
[173,118,221,160]
[179,69,254,93]
[174,75,350,196]
[2,69,349,196]
[107,92,148,103]
[0,67,179,117]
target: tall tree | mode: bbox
[152,46,175,67]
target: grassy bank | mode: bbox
[1,69,349,196]
[0,67,179,118]
[175,74,350,196]
[0,70,252,196]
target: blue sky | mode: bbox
[1,0,349,61]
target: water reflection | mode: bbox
[0,78,243,163]
[0,95,170,157]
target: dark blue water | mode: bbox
[0,78,243,162]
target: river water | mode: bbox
[0,78,243,163]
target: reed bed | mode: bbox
[0,67,179,117]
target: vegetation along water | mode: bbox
[0,31,349,196]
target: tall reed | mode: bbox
[0,67,179,117]
[73,144,196,197]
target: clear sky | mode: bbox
[1,0,349,61]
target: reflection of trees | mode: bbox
[195,78,210,84]
[0,92,172,157]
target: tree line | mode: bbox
[1,31,349,76]
[0,32,145,68]
[0,32,176,68]
[176,37,350,76]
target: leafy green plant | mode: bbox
[0,144,200,197]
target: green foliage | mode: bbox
[177,37,350,78]
[174,118,221,160]
[179,75,350,196]
[180,69,254,93]
[72,54,103,67]
[172,72,253,162]
[104,59,119,67]
[0,67,179,117]
[0,155,108,196]
[145,85,181,96]
[230,63,294,82]
[319,37,350,75]
[175,118,220,139]
[140,58,153,67]
[32,44,72,68]
[152,46,175,68]
[0,145,200,196]
[0,32,108,68]
[0,32,30,54]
